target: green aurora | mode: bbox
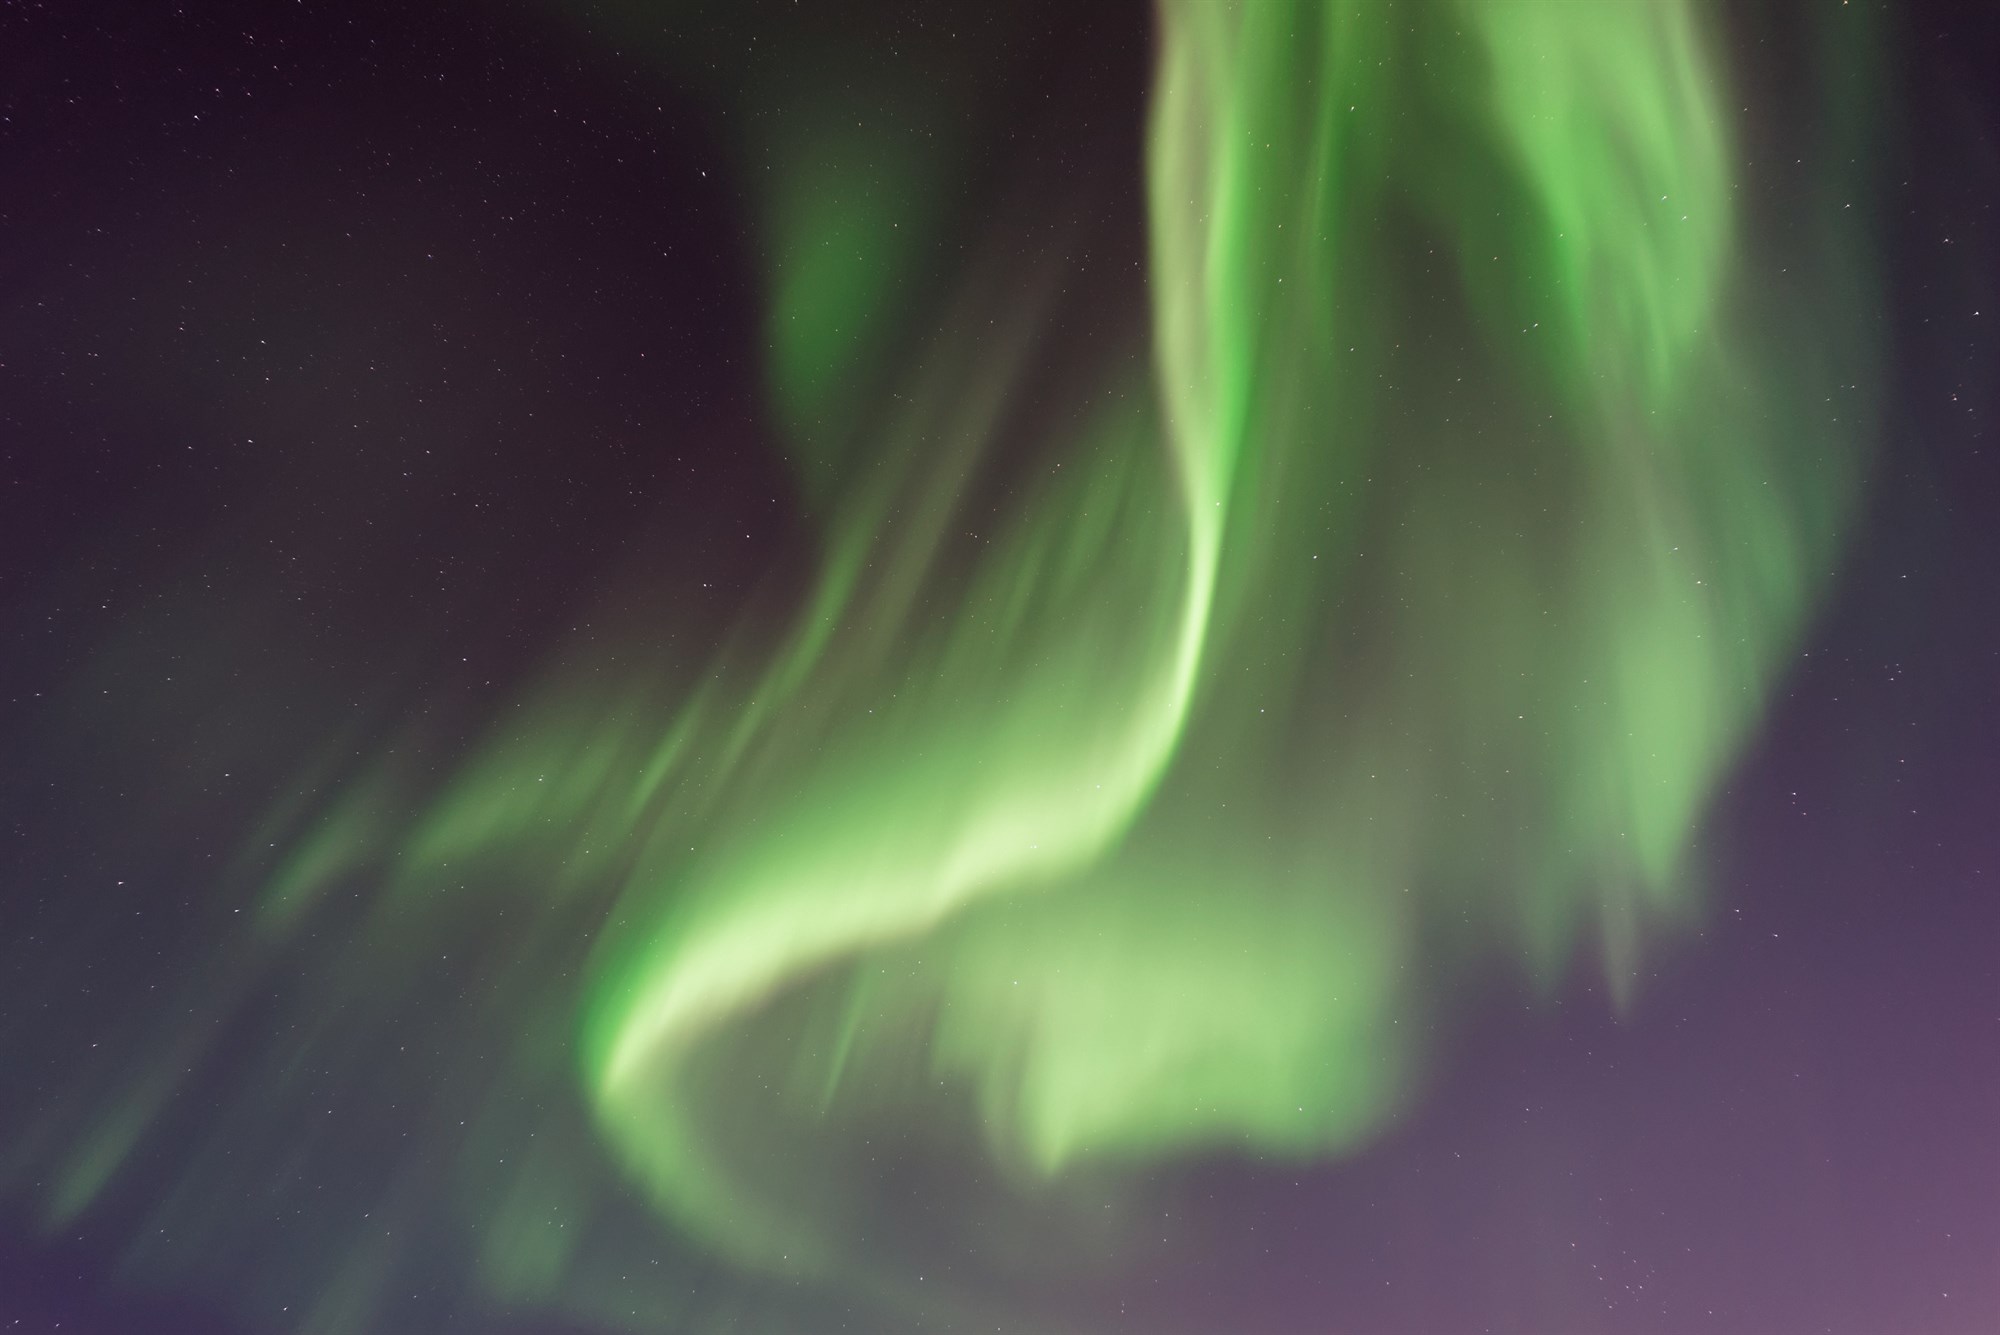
[12,2,1880,1331]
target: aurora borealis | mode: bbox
[4,2,1998,1333]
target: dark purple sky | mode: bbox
[2,2,1994,1332]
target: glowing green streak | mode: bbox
[587,378,1213,1264]
[1468,1,1731,405]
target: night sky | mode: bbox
[3,2,1996,1333]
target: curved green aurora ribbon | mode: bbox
[576,0,1873,1296]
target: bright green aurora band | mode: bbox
[22,2,1878,1331]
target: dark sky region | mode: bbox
[1,2,1996,1334]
